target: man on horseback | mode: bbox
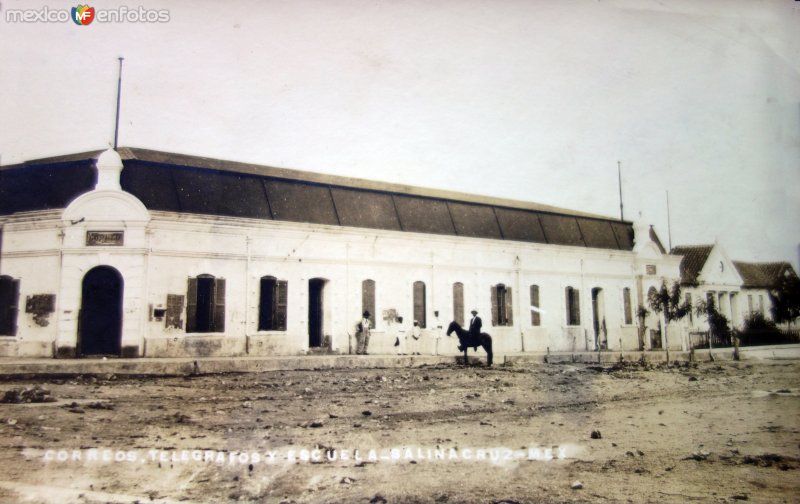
[447,318,493,367]
[469,310,483,352]
[461,309,481,351]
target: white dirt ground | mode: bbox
[0,359,798,504]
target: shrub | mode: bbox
[743,312,778,333]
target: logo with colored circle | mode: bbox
[71,4,95,25]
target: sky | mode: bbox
[1,0,799,268]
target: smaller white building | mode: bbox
[666,243,798,347]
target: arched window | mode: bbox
[622,287,633,325]
[362,279,376,328]
[187,274,225,333]
[565,286,580,326]
[413,281,426,328]
[452,282,464,326]
[530,285,541,326]
[259,276,288,331]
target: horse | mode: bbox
[446,321,493,367]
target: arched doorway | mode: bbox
[308,278,328,348]
[79,266,123,357]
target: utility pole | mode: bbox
[666,190,673,251]
[618,161,624,221]
[114,57,124,149]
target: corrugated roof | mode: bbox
[0,147,635,251]
[670,245,714,285]
[0,159,96,214]
[7,147,614,219]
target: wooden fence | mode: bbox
[690,329,800,349]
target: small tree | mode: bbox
[695,296,730,361]
[743,311,778,333]
[769,272,800,331]
[647,281,692,362]
[636,305,650,351]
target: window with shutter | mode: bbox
[530,285,540,326]
[187,275,224,333]
[0,276,20,336]
[623,288,633,325]
[212,278,226,333]
[491,284,512,326]
[186,277,198,333]
[259,276,277,331]
[566,286,580,326]
[259,276,288,331]
[453,282,464,326]
[276,280,288,330]
[504,286,513,326]
[490,285,498,326]
[413,281,426,328]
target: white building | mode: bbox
[663,243,799,349]
[0,147,764,359]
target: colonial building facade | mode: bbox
[0,148,788,358]
[669,243,797,335]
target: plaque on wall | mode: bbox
[25,294,56,314]
[86,231,124,246]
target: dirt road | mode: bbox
[0,359,798,503]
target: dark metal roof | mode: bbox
[734,261,798,289]
[0,159,96,215]
[670,245,713,285]
[0,147,635,251]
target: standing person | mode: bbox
[393,319,407,355]
[468,309,482,350]
[432,311,443,355]
[356,311,371,355]
[409,320,422,355]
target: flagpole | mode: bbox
[618,161,624,221]
[114,57,124,149]
[666,190,673,251]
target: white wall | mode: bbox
[1,206,669,357]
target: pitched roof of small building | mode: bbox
[734,261,798,289]
[670,245,714,285]
[0,147,635,251]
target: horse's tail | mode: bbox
[482,334,493,367]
